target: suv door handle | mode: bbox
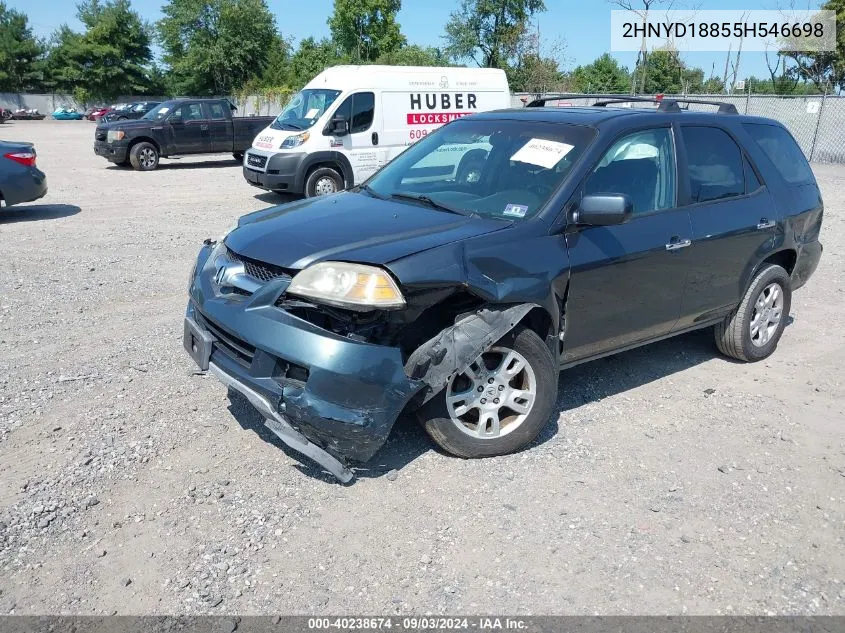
[200,124,208,131]
[665,237,692,251]
[757,218,776,230]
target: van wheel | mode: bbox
[416,326,557,458]
[305,167,343,197]
[129,142,159,171]
[715,264,792,362]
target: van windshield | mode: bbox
[271,89,342,131]
[363,119,596,221]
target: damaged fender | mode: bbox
[404,304,536,403]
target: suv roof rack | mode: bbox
[526,95,739,115]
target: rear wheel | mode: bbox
[416,326,557,458]
[715,264,791,362]
[305,167,343,197]
[129,142,159,171]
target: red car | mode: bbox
[87,106,110,122]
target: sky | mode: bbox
[7,0,821,82]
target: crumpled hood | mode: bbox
[225,192,509,270]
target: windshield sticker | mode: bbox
[158,107,170,114]
[510,139,574,169]
[305,108,320,119]
[503,203,528,218]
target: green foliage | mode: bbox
[0,2,44,91]
[287,37,346,89]
[158,0,277,95]
[375,44,445,66]
[570,53,630,93]
[508,54,562,93]
[444,0,545,69]
[44,0,153,101]
[262,34,293,86]
[328,0,404,62]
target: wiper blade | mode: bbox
[389,192,471,216]
[359,184,388,199]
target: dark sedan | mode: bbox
[101,102,161,123]
[0,140,47,207]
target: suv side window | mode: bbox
[585,128,676,215]
[682,126,744,203]
[331,92,375,134]
[208,102,227,120]
[743,123,814,184]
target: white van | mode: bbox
[242,65,511,197]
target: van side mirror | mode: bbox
[331,115,349,136]
[573,194,633,226]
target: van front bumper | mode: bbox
[183,241,422,478]
[242,150,306,193]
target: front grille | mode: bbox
[246,153,267,169]
[227,247,293,283]
[195,310,255,368]
[95,129,106,141]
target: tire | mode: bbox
[117,116,127,121]
[233,152,244,162]
[129,142,159,171]
[416,326,557,458]
[304,167,343,197]
[715,264,792,362]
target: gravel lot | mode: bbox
[0,120,843,616]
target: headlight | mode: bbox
[287,262,405,309]
[280,131,310,149]
[106,130,125,142]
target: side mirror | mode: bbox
[574,193,633,226]
[330,115,349,136]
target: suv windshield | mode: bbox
[364,119,596,221]
[143,102,176,121]
[271,89,342,131]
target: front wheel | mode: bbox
[129,142,159,171]
[416,326,557,458]
[304,167,343,197]
[233,152,244,162]
[715,264,792,362]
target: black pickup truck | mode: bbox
[94,98,274,171]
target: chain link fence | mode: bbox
[512,92,845,164]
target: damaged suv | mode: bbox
[185,98,823,482]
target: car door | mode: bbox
[204,101,232,153]
[330,92,387,184]
[562,126,693,363]
[674,125,778,329]
[170,102,209,154]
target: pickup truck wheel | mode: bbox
[129,142,159,171]
[416,326,557,458]
[715,264,791,362]
[305,167,342,197]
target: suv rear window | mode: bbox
[743,123,814,184]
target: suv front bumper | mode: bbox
[184,241,422,479]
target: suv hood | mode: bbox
[225,192,509,270]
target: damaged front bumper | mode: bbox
[184,242,424,479]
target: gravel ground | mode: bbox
[0,120,843,616]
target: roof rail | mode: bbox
[527,95,739,115]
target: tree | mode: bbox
[328,0,404,62]
[783,0,845,93]
[0,2,44,91]
[375,44,446,66]
[158,0,278,95]
[44,0,154,101]
[633,47,708,94]
[443,0,545,69]
[261,34,293,86]
[287,37,345,90]
[570,53,631,93]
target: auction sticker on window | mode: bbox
[511,139,574,168]
[503,203,528,218]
